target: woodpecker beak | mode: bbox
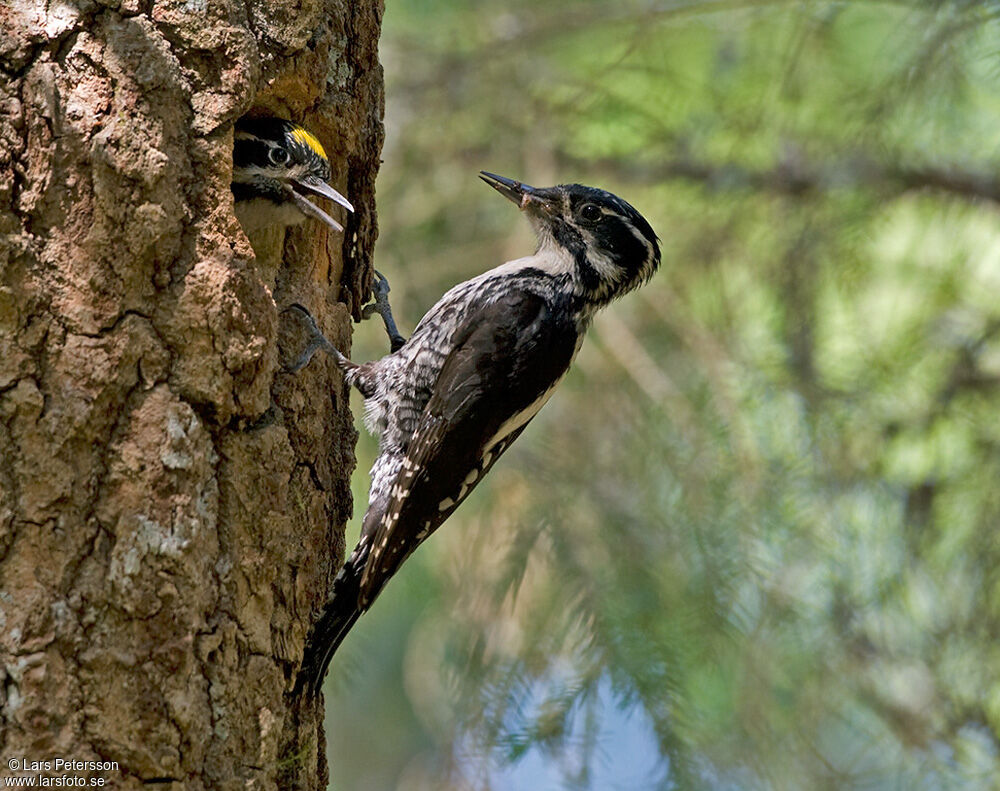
[479,172,529,204]
[287,176,355,233]
[479,171,556,214]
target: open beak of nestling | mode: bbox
[286,176,355,233]
[479,171,557,215]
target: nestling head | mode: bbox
[232,118,353,233]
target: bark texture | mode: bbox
[0,0,384,787]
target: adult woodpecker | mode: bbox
[291,172,661,695]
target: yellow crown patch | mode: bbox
[290,125,328,160]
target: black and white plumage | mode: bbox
[295,172,660,695]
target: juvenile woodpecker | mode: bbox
[293,173,661,694]
[232,118,406,350]
[232,117,354,234]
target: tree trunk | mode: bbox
[0,0,383,788]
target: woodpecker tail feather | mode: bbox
[298,598,362,697]
[297,543,369,697]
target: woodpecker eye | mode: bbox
[579,203,602,223]
[269,146,290,166]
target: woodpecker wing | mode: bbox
[358,289,580,606]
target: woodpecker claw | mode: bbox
[281,303,344,372]
[362,270,407,353]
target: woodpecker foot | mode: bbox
[362,270,407,353]
[281,303,343,372]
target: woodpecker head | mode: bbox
[232,118,354,233]
[480,171,660,304]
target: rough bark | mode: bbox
[0,0,383,788]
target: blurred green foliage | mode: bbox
[325,1,1000,788]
